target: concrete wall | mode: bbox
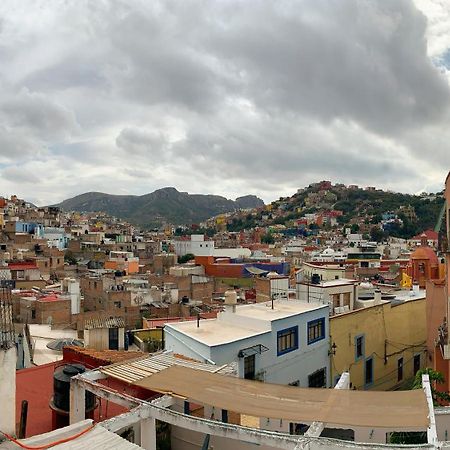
[85,327,125,350]
[0,346,16,435]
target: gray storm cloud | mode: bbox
[0,0,448,204]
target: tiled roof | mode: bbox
[100,351,236,384]
[84,316,125,329]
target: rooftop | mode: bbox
[167,318,269,346]
[231,299,327,321]
[84,316,125,330]
[99,351,236,384]
[0,420,143,450]
[167,300,327,346]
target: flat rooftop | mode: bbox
[167,318,269,346]
[167,300,327,346]
[231,299,327,321]
[298,278,356,287]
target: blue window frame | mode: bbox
[277,326,298,356]
[355,334,365,361]
[364,356,374,388]
[307,318,325,345]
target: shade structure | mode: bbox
[46,338,84,351]
[134,365,430,430]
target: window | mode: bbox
[355,335,365,361]
[277,326,298,356]
[365,357,373,387]
[414,354,421,375]
[114,301,122,309]
[31,309,36,320]
[398,357,403,382]
[289,423,309,435]
[307,318,325,345]
[244,354,255,380]
[308,367,326,387]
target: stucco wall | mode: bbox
[330,297,426,390]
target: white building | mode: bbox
[173,234,215,257]
[173,234,251,259]
[300,262,346,282]
[165,292,330,387]
[297,278,357,315]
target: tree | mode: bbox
[370,226,385,242]
[350,223,360,233]
[64,250,77,265]
[412,368,450,405]
[261,233,275,244]
[178,253,195,264]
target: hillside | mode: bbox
[226,183,445,239]
[56,188,264,227]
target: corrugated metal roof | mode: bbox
[84,316,125,330]
[100,351,237,384]
[0,420,143,450]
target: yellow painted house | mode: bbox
[329,295,426,391]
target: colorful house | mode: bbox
[330,291,426,390]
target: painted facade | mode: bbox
[165,299,330,387]
[330,296,426,390]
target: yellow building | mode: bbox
[329,295,426,391]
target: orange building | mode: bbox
[104,251,139,274]
[405,233,441,288]
[425,172,450,400]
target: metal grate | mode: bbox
[0,287,15,349]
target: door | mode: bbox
[109,327,119,350]
[244,354,256,380]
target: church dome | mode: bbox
[410,246,439,265]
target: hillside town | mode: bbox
[0,173,449,450]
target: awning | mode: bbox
[244,266,269,275]
[134,366,429,430]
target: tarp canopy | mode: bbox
[244,266,269,275]
[134,366,429,430]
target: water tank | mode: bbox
[224,290,238,305]
[53,364,95,412]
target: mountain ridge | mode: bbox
[55,188,265,227]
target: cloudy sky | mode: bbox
[0,0,450,205]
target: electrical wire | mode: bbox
[0,424,94,450]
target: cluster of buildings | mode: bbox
[0,174,449,450]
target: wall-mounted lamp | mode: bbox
[328,342,337,356]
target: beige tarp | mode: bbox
[135,366,429,429]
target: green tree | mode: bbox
[350,223,360,233]
[370,226,386,242]
[178,253,195,264]
[261,233,275,244]
[64,250,77,265]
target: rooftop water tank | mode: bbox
[224,290,238,305]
